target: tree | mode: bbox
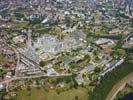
[75,96,79,100]
[27,86,31,91]
[93,49,98,56]
[39,61,46,67]
[94,67,101,74]
[11,70,15,76]
[114,49,126,59]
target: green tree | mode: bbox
[39,61,46,67]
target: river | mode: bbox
[122,93,133,100]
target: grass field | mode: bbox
[14,21,29,29]
[33,27,51,35]
[15,87,88,100]
[0,54,3,62]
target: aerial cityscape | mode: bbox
[0,0,133,100]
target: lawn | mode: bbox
[0,54,3,62]
[33,27,51,35]
[15,87,88,100]
[14,21,29,29]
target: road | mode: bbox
[124,33,132,41]
[0,73,72,84]
[0,3,10,12]
[105,73,133,100]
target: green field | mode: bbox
[0,54,3,62]
[32,28,51,36]
[14,87,88,100]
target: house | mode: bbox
[70,30,87,40]
[0,83,6,90]
[47,64,58,75]
[75,74,84,85]
[41,18,49,24]
[122,38,133,49]
[95,38,115,48]
[102,59,124,76]
[80,64,95,74]
[0,84,4,90]
[63,56,73,65]
[6,72,12,79]
[86,64,95,73]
